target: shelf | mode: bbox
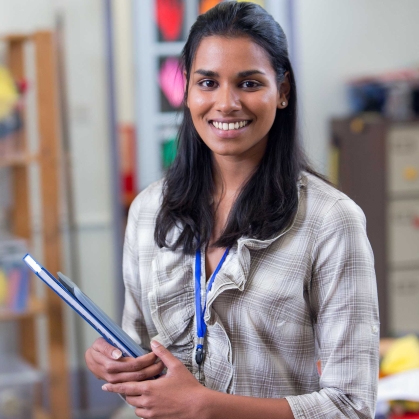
[0,153,39,168]
[0,34,31,43]
[1,30,71,419]
[0,297,47,321]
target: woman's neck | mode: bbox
[209,152,264,247]
[212,154,260,199]
[209,155,259,247]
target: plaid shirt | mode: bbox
[122,172,380,419]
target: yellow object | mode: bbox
[0,269,7,307]
[390,400,419,414]
[199,0,223,14]
[200,0,265,15]
[237,0,265,8]
[329,145,340,186]
[0,66,19,119]
[403,166,418,182]
[381,334,419,376]
[349,117,365,134]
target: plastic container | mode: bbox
[0,355,42,419]
[0,235,29,312]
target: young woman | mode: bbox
[85,3,379,418]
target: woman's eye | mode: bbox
[241,81,260,89]
[199,80,216,88]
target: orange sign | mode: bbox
[199,0,223,14]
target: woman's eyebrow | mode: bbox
[194,69,266,77]
[237,70,266,77]
[194,69,219,77]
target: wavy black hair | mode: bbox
[155,1,321,254]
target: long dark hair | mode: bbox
[155,1,320,254]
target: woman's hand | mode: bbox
[85,338,164,384]
[102,340,209,419]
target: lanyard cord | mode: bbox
[194,246,230,366]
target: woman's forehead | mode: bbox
[191,36,273,75]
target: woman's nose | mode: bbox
[215,85,241,113]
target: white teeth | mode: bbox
[212,120,249,130]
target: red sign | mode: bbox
[155,0,184,42]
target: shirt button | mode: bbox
[372,325,379,334]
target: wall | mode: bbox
[112,0,135,125]
[294,0,419,173]
[0,0,54,33]
[59,0,117,344]
[57,0,123,413]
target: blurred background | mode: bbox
[0,0,418,418]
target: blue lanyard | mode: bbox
[194,246,229,365]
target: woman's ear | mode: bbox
[277,71,291,109]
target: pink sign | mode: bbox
[159,57,185,108]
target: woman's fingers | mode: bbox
[102,344,207,418]
[121,352,160,371]
[86,338,163,383]
[91,338,158,369]
[95,351,160,373]
[103,380,153,396]
[85,347,104,380]
[102,360,165,384]
[92,337,122,359]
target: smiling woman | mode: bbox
[155,2,303,256]
[85,3,380,419]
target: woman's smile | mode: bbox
[210,119,251,131]
[208,118,252,139]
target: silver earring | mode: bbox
[281,101,287,106]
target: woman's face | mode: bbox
[187,36,287,162]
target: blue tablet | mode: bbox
[23,254,147,358]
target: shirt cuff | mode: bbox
[285,395,307,419]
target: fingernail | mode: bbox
[112,349,122,359]
[150,340,161,348]
[102,384,109,391]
